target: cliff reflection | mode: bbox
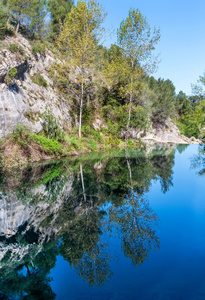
[0,145,175,297]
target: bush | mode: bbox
[65,136,80,150]
[32,43,46,56]
[33,135,62,154]
[7,67,17,85]
[88,139,97,151]
[128,139,135,146]
[8,43,24,56]
[31,73,48,87]
[12,124,32,146]
[42,109,65,141]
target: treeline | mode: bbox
[0,0,74,39]
[1,0,205,140]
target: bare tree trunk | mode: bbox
[16,14,20,33]
[127,60,134,131]
[79,80,84,138]
[80,164,86,202]
[7,16,11,26]
[127,80,133,130]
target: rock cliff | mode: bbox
[0,34,71,138]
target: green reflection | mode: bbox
[191,145,205,175]
[0,145,175,297]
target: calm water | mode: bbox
[0,144,205,299]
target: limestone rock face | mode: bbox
[122,118,202,144]
[0,34,71,138]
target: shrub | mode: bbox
[7,67,17,85]
[65,136,80,150]
[88,139,97,151]
[128,139,135,146]
[32,43,46,56]
[12,124,31,146]
[30,73,48,87]
[33,135,62,154]
[42,109,65,141]
[8,43,24,56]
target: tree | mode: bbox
[28,0,46,37]
[56,0,106,138]
[47,0,73,40]
[149,77,176,124]
[175,91,188,115]
[0,0,9,39]
[191,71,205,99]
[117,8,160,130]
[8,0,30,33]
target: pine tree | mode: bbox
[47,0,74,40]
[0,0,9,39]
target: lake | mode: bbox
[0,144,205,300]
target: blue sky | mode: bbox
[77,0,205,95]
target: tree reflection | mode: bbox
[0,145,175,295]
[191,145,205,175]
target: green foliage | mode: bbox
[8,43,24,56]
[47,0,74,40]
[88,138,97,151]
[42,109,65,141]
[128,139,135,146]
[56,0,106,138]
[12,124,32,146]
[33,134,62,154]
[8,0,46,35]
[32,42,46,56]
[31,73,47,87]
[149,77,176,124]
[0,0,9,39]
[7,67,17,85]
[176,101,205,138]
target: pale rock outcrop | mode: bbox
[122,118,202,144]
[0,34,71,138]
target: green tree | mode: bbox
[8,0,30,33]
[176,91,188,115]
[56,0,106,138]
[0,0,9,39]
[180,97,192,117]
[117,8,160,129]
[8,0,45,34]
[47,0,73,40]
[149,77,176,124]
[28,0,46,37]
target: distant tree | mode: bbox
[180,97,192,117]
[191,71,205,99]
[47,0,74,40]
[117,8,160,129]
[149,77,176,124]
[176,91,188,115]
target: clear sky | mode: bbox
[76,0,205,95]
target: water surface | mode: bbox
[0,144,205,299]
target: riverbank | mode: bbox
[0,120,201,169]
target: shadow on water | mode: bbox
[0,145,176,299]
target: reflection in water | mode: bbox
[191,144,205,175]
[0,145,176,298]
